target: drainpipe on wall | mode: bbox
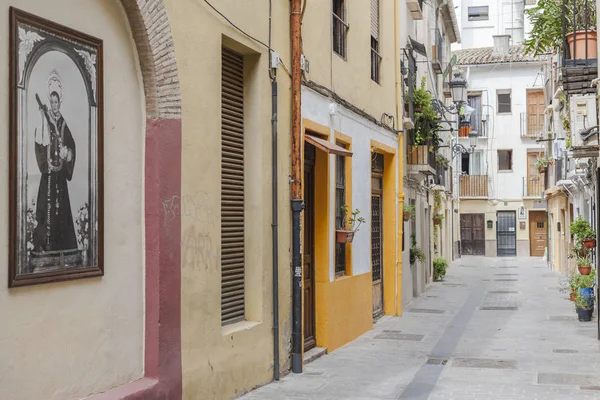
[394,0,404,315]
[290,0,303,374]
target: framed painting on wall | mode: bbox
[9,8,104,287]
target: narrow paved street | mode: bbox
[241,257,600,400]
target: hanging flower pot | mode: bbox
[336,230,355,243]
[582,238,596,249]
[403,212,411,222]
[414,104,424,113]
[578,265,592,275]
[432,214,443,226]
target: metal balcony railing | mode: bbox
[460,175,488,198]
[562,0,596,66]
[525,176,545,197]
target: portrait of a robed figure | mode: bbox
[9,8,104,287]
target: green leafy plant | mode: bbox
[412,77,442,149]
[524,0,597,56]
[574,268,596,309]
[535,156,554,172]
[403,203,416,219]
[570,216,596,240]
[558,269,577,294]
[577,254,591,267]
[339,205,366,232]
[435,153,450,169]
[410,234,426,265]
[433,257,448,281]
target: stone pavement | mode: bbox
[238,257,600,400]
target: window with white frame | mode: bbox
[497,90,512,114]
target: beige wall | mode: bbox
[0,2,145,400]
[302,0,397,122]
[164,1,292,399]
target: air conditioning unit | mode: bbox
[570,94,598,147]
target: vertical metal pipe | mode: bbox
[573,0,577,61]
[290,0,303,374]
[271,78,280,381]
[562,1,567,63]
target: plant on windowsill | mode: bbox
[403,204,416,222]
[570,216,596,249]
[336,204,365,244]
[433,257,448,281]
[410,234,426,265]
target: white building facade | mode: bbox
[454,38,548,257]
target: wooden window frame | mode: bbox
[526,89,544,136]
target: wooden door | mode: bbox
[303,144,316,351]
[527,90,545,136]
[460,214,485,255]
[527,152,544,197]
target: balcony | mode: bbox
[561,0,597,95]
[460,175,488,198]
[407,144,436,176]
[406,0,424,20]
[525,175,545,198]
[431,29,443,74]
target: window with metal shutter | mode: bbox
[370,0,379,40]
[221,47,245,325]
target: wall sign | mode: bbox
[9,8,104,287]
[518,206,527,220]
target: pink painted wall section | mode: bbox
[87,118,182,400]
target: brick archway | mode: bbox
[92,1,182,399]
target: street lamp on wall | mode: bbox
[449,131,479,158]
[449,73,468,105]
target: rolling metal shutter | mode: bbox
[221,47,245,325]
[370,0,379,39]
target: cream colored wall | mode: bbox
[0,2,144,400]
[302,0,397,122]
[164,1,292,399]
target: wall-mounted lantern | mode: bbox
[487,220,494,229]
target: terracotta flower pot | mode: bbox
[583,238,596,249]
[336,230,355,243]
[566,31,598,60]
[414,104,424,113]
[433,216,442,225]
[578,265,592,275]
[403,212,411,222]
[570,291,576,302]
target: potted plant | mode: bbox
[575,268,595,322]
[535,156,554,173]
[524,0,597,58]
[403,204,416,222]
[410,234,426,265]
[558,269,578,301]
[336,205,365,243]
[433,257,448,281]
[570,216,596,248]
[576,254,592,275]
[413,77,431,113]
[432,213,444,226]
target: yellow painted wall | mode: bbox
[316,273,373,352]
[0,2,145,399]
[302,0,397,124]
[547,194,569,272]
[164,1,293,399]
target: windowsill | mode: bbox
[333,51,347,62]
[221,320,262,336]
[497,112,512,115]
[498,170,513,173]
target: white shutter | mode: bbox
[370,0,379,39]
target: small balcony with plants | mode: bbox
[406,78,441,176]
[525,0,597,96]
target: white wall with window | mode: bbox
[456,62,545,201]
